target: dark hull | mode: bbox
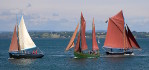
[9,53,44,59]
[106,51,133,55]
[74,52,100,58]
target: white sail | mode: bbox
[98,37,100,44]
[18,16,36,50]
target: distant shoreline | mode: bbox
[0,31,149,39]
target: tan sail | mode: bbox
[65,23,79,51]
[70,42,75,49]
[18,16,36,50]
[9,24,19,52]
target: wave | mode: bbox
[50,54,74,57]
[100,54,149,58]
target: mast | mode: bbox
[16,15,21,51]
[18,16,36,50]
[124,26,132,50]
[92,18,99,51]
[9,24,19,52]
[65,23,79,51]
[80,12,88,51]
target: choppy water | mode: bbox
[0,38,149,70]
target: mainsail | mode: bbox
[80,12,88,50]
[65,23,79,51]
[104,10,125,49]
[104,18,124,49]
[9,24,19,52]
[18,16,36,50]
[92,18,99,51]
[111,10,124,31]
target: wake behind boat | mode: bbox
[9,16,44,59]
[65,12,100,58]
[103,10,141,55]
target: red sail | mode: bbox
[92,18,99,51]
[80,12,88,50]
[75,31,81,52]
[126,24,141,49]
[9,24,19,52]
[124,27,132,49]
[111,10,124,32]
[104,10,125,49]
[104,18,124,49]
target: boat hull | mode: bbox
[9,53,44,59]
[106,51,133,55]
[74,52,100,58]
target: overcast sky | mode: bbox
[0,0,149,32]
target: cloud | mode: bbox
[26,3,31,8]
[0,0,149,31]
[0,10,14,21]
[52,13,59,17]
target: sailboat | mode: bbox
[9,16,44,59]
[65,13,99,58]
[103,10,141,55]
[98,36,100,44]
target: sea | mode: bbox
[0,38,149,70]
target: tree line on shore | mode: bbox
[0,31,149,39]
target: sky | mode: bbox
[0,0,149,32]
